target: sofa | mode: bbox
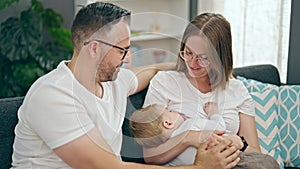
[0,64,299,169]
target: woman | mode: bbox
[142,13,268,166]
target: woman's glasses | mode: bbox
[179,50,210,67]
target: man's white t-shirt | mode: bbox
[143,71,254,166]
[11,61,138,168]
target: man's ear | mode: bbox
[162,120,174,129]
[87,42,99,59]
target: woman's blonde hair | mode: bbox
[129,104,169,148]
[176,13,233,89]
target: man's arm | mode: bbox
[129,62,176,94]
[54,127,239,169]
[54,127,195,169]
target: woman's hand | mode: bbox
[205,134,243,150]
[185,130,226,148]
[224,135,243,149]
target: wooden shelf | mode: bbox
[131,33,180,42]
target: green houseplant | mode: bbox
[0,0,72,98]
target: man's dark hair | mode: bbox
[71,2,131,54]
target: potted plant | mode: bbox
[0,0,72,98]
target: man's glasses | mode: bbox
[179,50,210,67]
[84,39,129,60]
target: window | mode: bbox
[198,0,292,83]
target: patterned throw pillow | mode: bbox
[238,76,300,168]
[250,88,284,169]
[278,85,300,167]
[237,76,276,93]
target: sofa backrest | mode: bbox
[233,64,281,86]
[0,97,24,169]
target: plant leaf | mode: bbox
[0,0,20,11]
[0,9,42,61]
[49,27,73,50]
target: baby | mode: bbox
[129,102,225,148]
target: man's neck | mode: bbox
[67,57,103,98]
[95,82,104,98]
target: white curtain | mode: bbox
[198,0,291,83]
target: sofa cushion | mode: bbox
[121,97,145,163]
[278,85,300,167]
[0,97,24,169]
[250,88,284,168]
[238,76,300,168]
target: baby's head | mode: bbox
[129,104,168,148]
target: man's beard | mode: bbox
[96,61,119,83]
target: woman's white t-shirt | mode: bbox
[143,70,254,166]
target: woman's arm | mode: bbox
[143,130,198,164]
[238,113,261,152]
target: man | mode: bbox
[11,2,240,169]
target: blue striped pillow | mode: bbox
[237,76,276,92]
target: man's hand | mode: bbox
[194,134,240,169]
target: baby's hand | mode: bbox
[204,102,219,118]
